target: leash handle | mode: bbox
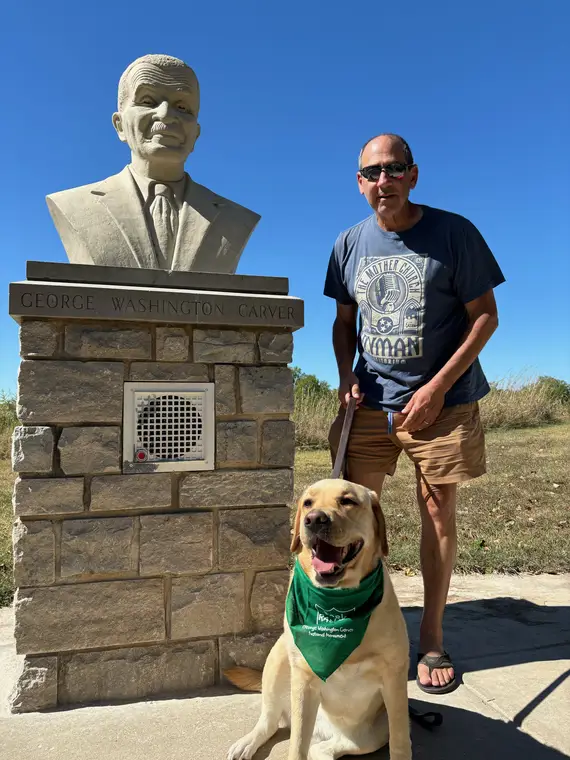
[409,705,443,730]
[331,397,357,479]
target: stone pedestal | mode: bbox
[8,263,303,712]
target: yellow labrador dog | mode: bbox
[225,478,412,760]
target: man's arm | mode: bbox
[333,302,365,406]
[401,289,499,432]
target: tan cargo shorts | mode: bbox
[329,401,486,485]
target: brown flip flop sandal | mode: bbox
[416,651,459,695]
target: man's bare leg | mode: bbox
[416,472,457,688]
[346,472,386,505]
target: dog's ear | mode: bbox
[290,501,302,553]
[369,489,389,557]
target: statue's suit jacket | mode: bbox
[46,167,261,273]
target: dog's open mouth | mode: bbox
[310,537,364,582]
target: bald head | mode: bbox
[356,133,419,224]
[118,54,200,112]
[358,133,414,170]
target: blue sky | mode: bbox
[1,0,569,393]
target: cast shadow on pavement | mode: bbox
[401,596,570,676]
[248,698,568,760]
[233,596,570,759]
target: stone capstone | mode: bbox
[25,261,289,295]
[58,426,121,475]
[11,426,54,474]
[10,282,303,329]
[17,361,124,424]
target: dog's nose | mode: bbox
[304,510,331,530]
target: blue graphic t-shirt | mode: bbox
[324,205,506,411]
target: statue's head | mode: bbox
[112,54,201,172]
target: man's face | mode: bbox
[113,63,201,169]
[357,136,418,218]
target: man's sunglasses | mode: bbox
[359,163,414,181]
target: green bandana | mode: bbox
[285,559,384,681]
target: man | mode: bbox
[324,133,505,694]
[47,54,260,272]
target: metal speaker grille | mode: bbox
[134,392,204,461]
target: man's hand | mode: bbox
[401,381,446,432]
[338,372,365,408]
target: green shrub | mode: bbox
[535,376,570,406]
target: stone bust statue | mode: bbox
[46,54,260,273]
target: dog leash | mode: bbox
[331,397,357,478]
[330,396,443,731]
[408,705,443,730]
[332,401,396,478]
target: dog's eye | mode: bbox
[303,498,313,508]
[340,497,358,507]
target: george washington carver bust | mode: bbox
[46,54,260,273]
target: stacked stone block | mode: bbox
[10,319,295,712]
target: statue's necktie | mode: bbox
[149,183,178,268]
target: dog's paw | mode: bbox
[308,750,329,760]
[308,746,335,760]
[227,734,259,760]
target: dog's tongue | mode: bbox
[312,539,344,574]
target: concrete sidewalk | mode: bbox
[1,573,569,760]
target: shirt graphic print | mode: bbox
[355,254,427,365]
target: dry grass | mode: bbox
[293,379,569,448]
[293,389,338,449]
[479,377,567,429]
[294,423,570,575]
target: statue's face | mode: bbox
[113,63,200,168]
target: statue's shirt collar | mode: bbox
[128,165,187,208]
